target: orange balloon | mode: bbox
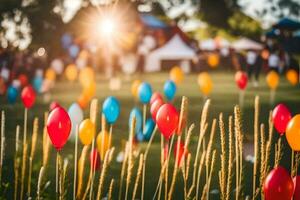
[197,72,213,96]
[79,119,95,145]
[131,80,141,98]
[207,54,219,68]
[170,66,184,84]
[261,50,270,60]
[286,69,298,86]
[96,131,111,161]
[65,64,78,81]
[77,93,89,109]
[83,81,96,100]
[45,68,56,81]
[286,114,300,151]
[79,67,95,88]
[266,71,279,90]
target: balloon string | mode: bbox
[73,125,79,200]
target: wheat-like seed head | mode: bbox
[177,96,188,135]
[225,115,234,200]
[37,166,45,200]
[205,119,216,168]
[30,118,38,159]
[108,179,114,200]
[101,114,106,132]
[132,154,144,200]
[219,113,227,200]
[89,99,98,124]
[76,146,89,198]
[15,125,20,154]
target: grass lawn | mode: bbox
[0,71,299,199]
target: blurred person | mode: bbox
[246,50,261,87]
[268,51,280,72]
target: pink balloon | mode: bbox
[150,92,163,105]
[47,107,71,151]
[150,99,164,122]
[272,104,292,135]
[156,103,179,140]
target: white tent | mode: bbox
[232,38,263,50]
[144,35,196,72]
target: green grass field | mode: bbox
[0,71,299,199]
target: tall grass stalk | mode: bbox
[132,154,143,200]
[36,166,44,200]
[252,96,259,200]
[0,111,5,186]
[118,143,129,200]
[108,179,114,200]
[76,146,89,199]
[219,113,226,200]
[225,116,233,200]
[14,125,21,200]
[73,125,79,200]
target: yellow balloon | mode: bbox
[96,131,111,161]
[170,66,184,84]
[83,81,96,100]
[286,114,300,151]
[207,54,219,68]
[266,71,279,89]
[65,64,78,81]
[45,68,56,81]
[286,69,298,86]
[197,72,213,96]
[79,67,95,88]
[79,119,95,145]
[131,80,141,98]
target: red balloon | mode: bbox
[294,176,300,200]
[264,166,294,200]
[150,99,164,122]
[174,140,186,167]
[50,101,60,111]
[47,107,71,151]
[18,74,28,87]
[90,149,101,171]
[156,103,179,140]
[21,85,36,108]
[235,71,248,90]
[272,104,292,135]
[150,92,163,105]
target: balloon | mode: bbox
[65,64,78,81]
[170,66,184,84]
[136,131,144,142]
[129,107,143,134]
[68,103,84,140]
[68,44,80,58]
[150,99,164,123]
[32,76,43,93]
[163,80,177,101]
[143,118,155,141]
[102,96,120,124]
[79,119,95,145]
[266,71,279,90]
[90,149,101,171]
[207,54,219,68]
[96,131,111,160]
[138,82,152,104]
[18,74,28,87]
[50,101,60,111]
[286,69,298,86]
[150,92,163,105]
[45,68,56,81]
[79,67,95,88]
[174,140,186,167]
[272,104,291,135]
[77,93,89,109]
[286,114,300,151]
[235,71,248,90]
[83,81,96,100]
[197,72,213,96]
[51,59,64,75]
[7,86,18,104]
[61,33,73,49]
[131,80,141,99]
[293,176,300,200]
[156,103,179,140]
[47,107,71,150]
[21,85,36,109]
[263,166,294,200]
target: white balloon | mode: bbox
[68,103,84,141]
[50,58,64,74]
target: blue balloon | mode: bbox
[129,107,142,133]
[102,96,120,124]
[143,118,155,141]
[68,44,80,58]
[32,76,43,93]
[7,86,18,104]
[138,82,152,104]
[61,33,73,49]
[136,131,144,142]
[164,80,177,101]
